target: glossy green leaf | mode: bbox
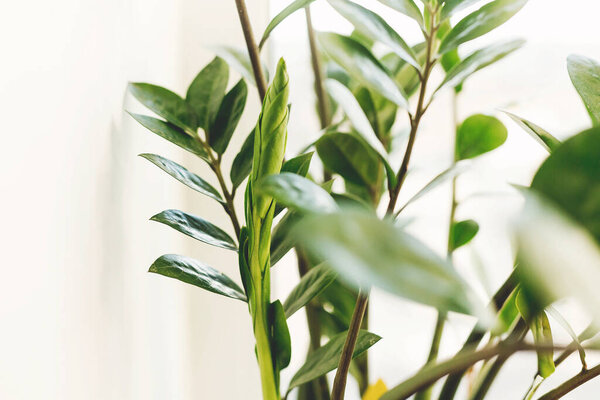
[328,0,419,69]
[257,173,338,214]
[270,300,292,370]
[128,83,197,133]
[281,152,314,177]
[531,127,600,243]
[503,111,561,153]
[441,0,485,19]
[492,288,519,335]
[450,220,479,251]
[375,0,423,26]
[295,211,483,315]
[151,209,237,251]
[139,154,223,203]
[230,129,255,188]
[284,264,338,318]
[149,254,246,301]
[456,114,507,160]
[186,57,229,132]
[210,79,248,154]
[259,0,317,49]
[128,113,208,160]
[439,39,525,90]
[271,211,300,266]
[439,0,528,55]
[319,32,408,108]
[288,330,381,391]
[211,45,270,86]
[316,132,382,188]
[567,54,600,126]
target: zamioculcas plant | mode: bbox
[127,0,600,399]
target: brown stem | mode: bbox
[331,290,369,400]
[234,0,268,100]
[213,161,241,238]
[538,364,600,400]
[305,5,330,129]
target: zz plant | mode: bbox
[127,0,600,399]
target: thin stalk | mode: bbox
[305,5,330,129]
[537,363,600,400]
[234,0,268,100]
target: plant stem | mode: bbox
[305,5,330,129]
[234,0,268,100]
[537,363,600,400]
[331,289,370,400]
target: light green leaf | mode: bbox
[151,209,237,251]
[547,306,586,369]
[257,172,338,214]
[319,32,408,108]
[450,220,479,251]
[295,211,484,315]
[149,254,246,301]
[259,0,317,49]
[376,0,423,27]
[211,45,270,86]
[439,39,525,90]
[210,79,248,154]
[439,0,528,55]
[281,152,314,177]
[139,153,223,203]
[515,296,555,378]
[270,300,292,370]
[284,264,338,318]
[186,57,229,132]
[230,129,255,188]
[456,114,507,160]
[128,113,209,160]
[128,83,196,133]
[441,0,485,19]
[503,111,561,153]
[288,330,381,391]
[328,0,419,69]
[567,54,600,126]
[492,288,519,335]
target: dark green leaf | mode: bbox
[186,57,229,132]
[439,0,528,55]
[149,254,246,301]
[319,32,408,108]
[210,79,248,154]
[128,83,197,133]
[441,0,485,19]
[284,264,338,318]
[270,300,292,370]
[288,330,381,391]
[271,211,300,266]
[128,113,208,160]
[257,173,338,214]
[281,152,314,177]
[295,211,483,315]
[503,111,561,153]
[230,129,255,188]
[376,0,423,27]
[259,0,317,49]
[212,45,270,86]
[139,153,223,203]
[450,220,479,251]
[328,0,419,69]
[439,39,525,90]
[567,54,600,126]
[456,114,507,160]
[151,209,237,251]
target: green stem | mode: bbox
[537,363,600,400]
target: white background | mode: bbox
[1,0,599,399]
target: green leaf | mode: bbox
[441,0,485,19]
[284,264,338,318]
[139,154,223,203]
[456,114,507,160]
[259,0,317,49]
[230,129,255,188]
[439,0,528,55]
[211,45,270,86]
[271,211,300,266]
[492,288,519,335]
[151,209,237,251]
[328,0,419,69]
[547,306,587,369]
[567,54,600,126]
[375,0,423,27]
[316,132,382,188]
[128,83,197,133]
[210,79,248,154]
[281,152,314,177]
[515,297,555,378]
[257,173,338,214]
[295,211,483,315]
[450,220,479,251]
[318,32,408,108]
[128,113,208,160]
[531,127,600,243]
[439,39,525,91]
[149,254,246,301]
[288,330,381,391]
[270,300,292,370]
[503,111,561,153]
[186,57,229,132]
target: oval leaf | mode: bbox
[149,254,246,301]
[230,128,255,188]
[259,0,317,49]
[376,0,423,27]
[270,300,292,370]
[450,219,479,251]
[210,79,248,154]
[567,54,600,126]
[282,152,314,177]
[151,209,237,251]
[503,111,561,153]
[284,263,338,318]
[186,57,229,131]
[456,114,507,160]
